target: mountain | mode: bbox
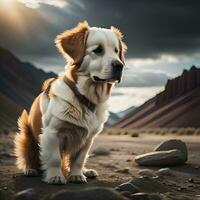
[106,112,120,126]
[113,66,200,128]
[106,106,136,127]
[117,106,136,118]
[0,47,57,130]
[0,92,23,130]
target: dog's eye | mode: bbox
[93,45,103,54]
[115,48,118,53]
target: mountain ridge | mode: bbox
[0,47,57,130]
[112,66,200,128]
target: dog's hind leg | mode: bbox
[14,110,40,176]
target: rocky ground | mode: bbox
[0,132,200,200]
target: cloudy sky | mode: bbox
[0,0,200,112]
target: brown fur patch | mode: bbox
[42,78,56,92]
[55,21,90,82]
[15,110,40,171]
[107,83,113,95]
[110,26,127,65]
[28,94,42,142]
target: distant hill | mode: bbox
[0,47,57,130]
[117,106,136,118]
[106,112,120,126]
[0,92,23,130]
[106,106,136,127]
[113,66,200,128]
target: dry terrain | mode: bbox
[0,133,200,199]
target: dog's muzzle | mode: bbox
[93,61,124,83]
[111,60,124,83]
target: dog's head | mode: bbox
[56,21,127,83]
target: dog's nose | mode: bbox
[111,60,124,82]
[112,60,124,70]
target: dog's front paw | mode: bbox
[44,175,66,185]
[24,168,38,176]
[83,169,98,178]
[68,174,87,183]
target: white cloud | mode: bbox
[109,86,164,113]
[118,70,171,87]
[126,54,180,68]
[17,0,67,8]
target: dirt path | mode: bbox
[0,133,200,199]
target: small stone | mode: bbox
[194,165,200,169]
[3,187,7,190]
[110,148,120,152]
[130,152,136,155]
[138,169,155,177]
[115,167,130,174]
[116,182,140,194]
[188,178,194,183]
[92,147,110,156]
[156,168,172,176]
[177,186,187,191]
[130,192,150,200]
[188,184,194,187]
[14,188,38,200]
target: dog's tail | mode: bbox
[14,110,40,172]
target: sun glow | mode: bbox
[0,0,67,35]
[0,0,27,34]
[1,0,14,8]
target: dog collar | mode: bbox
[63,76,96,112]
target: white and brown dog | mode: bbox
[14,21,127,184]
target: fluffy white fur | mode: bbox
[39,27,122,184]
[14,22,126,185]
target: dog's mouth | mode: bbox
[93,76,119,83]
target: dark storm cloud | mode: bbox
[0,0,200,64]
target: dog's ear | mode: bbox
[55,21,90,65]
[111,26,127,65]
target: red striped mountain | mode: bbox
[113,66,200,128]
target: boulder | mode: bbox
[47,187,128,200]
[154,139,188,161]
[135,149,186,166]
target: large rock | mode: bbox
[154,139,188,161]
[135,139,188,166]
[135,149,186,166]
[48,187,128,200]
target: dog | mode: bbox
[14,21,127,184]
